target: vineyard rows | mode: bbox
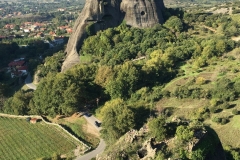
[0,116,84,160]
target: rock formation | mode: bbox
[61,0,165,72]
[137,138,157,160]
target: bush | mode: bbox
[220,102,230,109]
[202,112,210,120]
[209,107,218,113]
[232,109,238,115]
[210,99,220,107]
[212,117,221,124]
[195,77,206,85]
[161,90,170,97]
[212,117,229,125]
[221,118,228,125]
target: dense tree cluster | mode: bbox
[100,99,135,144]
[2,90,33,115]
[31,64,100,117]
[37,51,65,78]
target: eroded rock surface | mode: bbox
[121,0,164,28]
[62,0,165,72]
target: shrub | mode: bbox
[232,109,238,115]
[212,117,221,124]
[161,90,170,97]
[209,107,218,113]
[221,118,228,125]
[212,117,229,125]
[202,112,210,120]
[228,56,236,60]
[175,126,194,142]
[232,68,239,73]
[220,102,230,109]
[210,99,220,107]
[195,77,206,85]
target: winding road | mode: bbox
[25,74,106,160]
[25,74,36,90]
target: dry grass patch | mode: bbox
[56,115,100,149]
[156,98,209,119]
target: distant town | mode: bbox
[0,0,84,38]
[0,0,84,86]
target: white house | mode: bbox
[23,29,30,33]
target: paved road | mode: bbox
[25,75,106,159]
[75,115,106,160]
[25,74,36,90]
[76,138,106,160]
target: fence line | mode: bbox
[0,113,91,153]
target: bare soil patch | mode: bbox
[83,121,100,137]
[232,36,240,41]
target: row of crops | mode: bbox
[0,116,85,160]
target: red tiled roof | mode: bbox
[18,66,28,71]
[8,60,25,67]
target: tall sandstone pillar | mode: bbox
[61,0,165,72]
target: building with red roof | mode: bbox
[8,59,28,78]
[30,118,39,124]
[8,60,25,68]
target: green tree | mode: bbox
[100,99,135,144]
[164,16,183,32]
[175,125,194,143]
[148,116,167,141]
[32,64,99,117]
[3,90,33,115]
[105,62,139,99]
[191,149,204,160]
[94,65,114,87]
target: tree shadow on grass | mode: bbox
[228,104,236,109]
[214,108,223,113]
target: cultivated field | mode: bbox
[0,116,86,160]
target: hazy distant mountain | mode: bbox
[0,0,85,2]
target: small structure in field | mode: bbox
[30,118,39,124]
[26,117,31,122]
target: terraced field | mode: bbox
[0,116,85,160]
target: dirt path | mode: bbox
[202,25,217,33]
[83,121,100,137]
[229,7,233,15]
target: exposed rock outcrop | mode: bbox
[121,0,164,28]
[61,0,165,72]
[137,138,157,160]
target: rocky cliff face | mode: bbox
[61,0,165,72]
[121,0,164,28]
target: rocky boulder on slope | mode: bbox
[61,0,165,72]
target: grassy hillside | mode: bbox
[155,50,240,150]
